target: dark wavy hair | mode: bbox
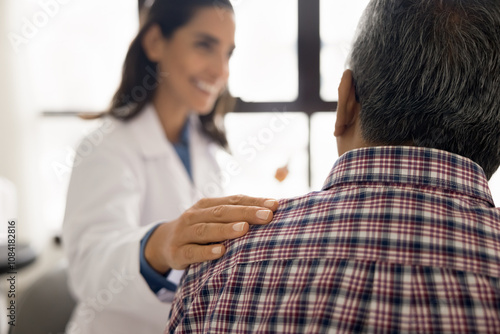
[104,0,234,149]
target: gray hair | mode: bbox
[349,0,500,179]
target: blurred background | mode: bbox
[1,1,500,331]
[0,0,373,247]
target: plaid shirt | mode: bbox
[167,146,500,334]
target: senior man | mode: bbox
[167,0,500,332]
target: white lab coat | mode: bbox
[63,104,224,334]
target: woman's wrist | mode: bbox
[144,223,171,274]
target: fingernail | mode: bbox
[212,246,222,254]
[233,222,246,232]
[256,210,271,220]
[264,199,277,208]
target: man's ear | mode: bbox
[141,24,165,63]
[334,70,360,137]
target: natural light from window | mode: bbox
[27,0,138,112]
[310,112,339,191]
[24,0,138,232]
[229,0,299,102]
[320,0,370,101]
[223,112,309,199]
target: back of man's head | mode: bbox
[350,0,500,179]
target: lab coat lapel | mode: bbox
[130,105,196,208]
[189,115,224,199]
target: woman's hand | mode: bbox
[144,195,279,273]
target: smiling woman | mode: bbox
[106,0,235,148]
[140,7,235,143]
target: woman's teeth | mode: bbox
[196,80,218,94]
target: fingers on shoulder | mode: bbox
[194,195,278,210]
[190,222,246,244]
[179,244,226,267]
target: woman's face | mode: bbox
[153,7,235,114]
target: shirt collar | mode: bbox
[322,146,494,206]
[176,119,191,148]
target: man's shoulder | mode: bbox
[184,193,322,263]
[216,191,338,266]
[217,182,500,278]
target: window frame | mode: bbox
[230,0,338,187]
[233,0,337,114]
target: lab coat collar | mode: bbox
[128,103,223,197]
[130,103,203,160]
[128,104,171,159]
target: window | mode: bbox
[230,0,367,190]
[223,112,309,198]
[320,0,370,101]
[310,112,338,190]
[229,0,299,102]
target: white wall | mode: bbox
[0,0,138,246]
[0,1,44,246]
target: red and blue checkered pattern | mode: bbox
[167,146,500,333]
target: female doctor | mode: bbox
[62,1,278,333]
